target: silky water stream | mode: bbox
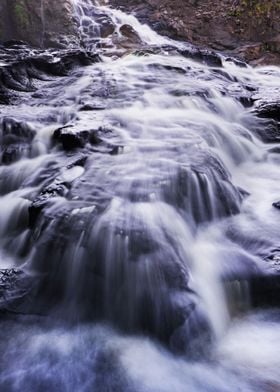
[0,0,280,390]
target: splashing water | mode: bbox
[0,0,280,390]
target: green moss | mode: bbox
[229,0,280,30]
[14,2,29,30]
[236,0,280,17]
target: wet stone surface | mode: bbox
[0,3,280,382]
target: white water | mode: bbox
[0,0,280,390]
[0,312,280,391]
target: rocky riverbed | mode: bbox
[109,0,280,65]
[0,1,280,391]
[1,0,280,64]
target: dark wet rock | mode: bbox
[52,124,123,154]
[0,47,101,103]
[0,0,78,49]
[255,101,280,122]
[224,57,248,68]
[0,269,36,315]
[2,144,30,165]
[251,100,280,143]
[88,131,103,146]
[66,154,88,169]
[272,201,280,210]
[3,40,29,48]
[28,50,101,76]
[170,306,212,357]
[269,146,280,154]
[99,17,115,38]
[28,155,88,227]
[179,48,222,67]
[53,124,106,150]
[265,249,280,273]
[250,274,280,308]
[238,96,254,108]
[53,126,91,150]
[245,248,280,308]
[109,146,123,155]
[111,24,144,49]
[236,43,265,63]
[162,155,244,224]
[0,118,36,164]
[0,118,35,146]
[119,24,142,45]
[26,196,209,350]
[253,120,280,144]
[28,181,70,227]
[79,103,106,111]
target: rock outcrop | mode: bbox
[108,0,280,65]
[0,0,78,48]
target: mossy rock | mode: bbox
[14,2,29,31]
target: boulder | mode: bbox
[108,0,280,65]
[0,269,36,316]
[252,100,280,143]
[0,47,101,103]
[0,0,79,48]
[0,118,36,164]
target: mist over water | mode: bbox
[0,0,280,390]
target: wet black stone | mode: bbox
[250,274,280,308]
[66,154,88,169]
[253,119,280,143]
[2,40,28,48]
[0,118,36,164]
[29,182,70,227]
[79,103,105,111]
[224,57,248,68]
[2,144,30,164]
[252,100,280,142]
[109,146,122,155]
[272,201,280,209]
[269,146,280,154]
[53,127,90,150]
[0,269,35,316]
[255,102,280,122]
[119,24,142,44]
[1,118,35,145]
[180,48,223,67]
[0,47,101,104]
[88,131,103,145]
[29,50,101,77]
[239,96,254,108]
[52,125,114,151]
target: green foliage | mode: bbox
[228,0,280,27]
[244,1,279,16]
[14,2,29,30]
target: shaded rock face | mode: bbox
[108,0,280,65]
[0,0,78,48]
[0,44,100,104]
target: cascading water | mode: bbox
[0,0,280,390]
[40,0,46,48]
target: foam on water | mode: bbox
[0,0,280,390]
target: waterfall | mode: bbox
[40,0,46,48]
[1,0,280,390]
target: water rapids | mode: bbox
[0,0,280,390]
